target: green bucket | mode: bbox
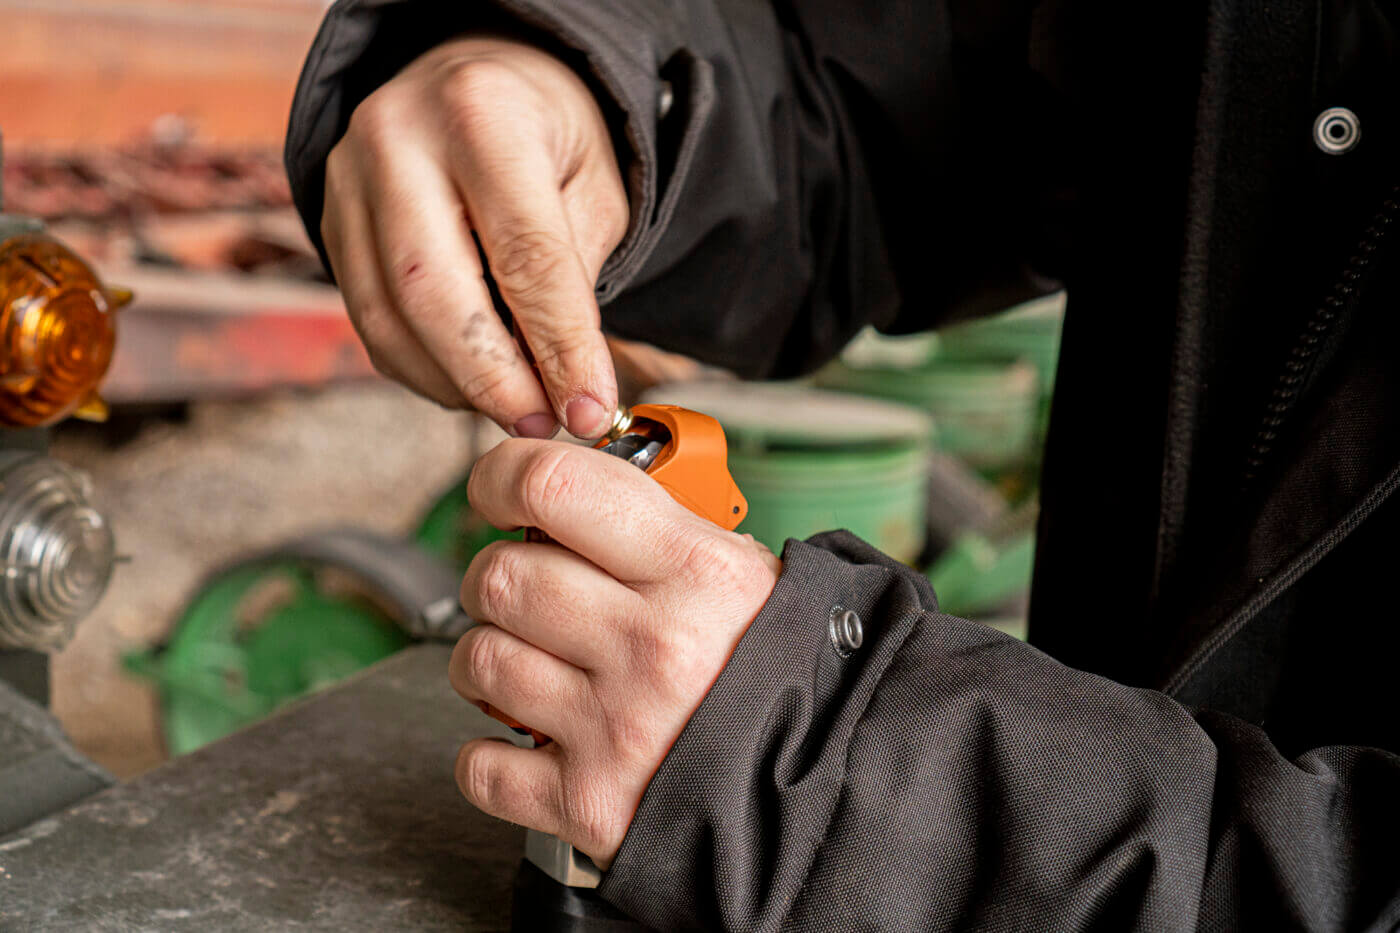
[816,356,1038,473]
[642,383,933,563]
[933,292,1065,403]
[816,295,1064,471]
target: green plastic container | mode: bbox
[642,383,933,563]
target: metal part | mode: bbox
[657,80,675,120]
[0,215,46,243]
[0,648,48,705]
[828,607,864,657]
[512,858,654,932]
[0,452,114,652]
[598,432,667,471]
[524,829,603,888]
[603,406,633,442]
[418,595,468,639]
[625,440,666,470]
[1314,107,1361,154]
[0,675,112,837]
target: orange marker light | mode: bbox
[0,234,124,427]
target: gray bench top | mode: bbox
[0,644,523,931]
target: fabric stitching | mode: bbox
[784,594,919,928]
[1166,460,1400,693]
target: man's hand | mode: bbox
[449,440,781,867]
[322,37,629,439]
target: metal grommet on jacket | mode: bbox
[828,607,863,657]
[657,80,675,120]
[1313,107,1361,154]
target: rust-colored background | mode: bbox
[3,0,327,147]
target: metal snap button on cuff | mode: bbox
[1314,107,1361,155]
[658,80,675,120]
[829,607,863,657]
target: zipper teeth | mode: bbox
[1241,186,1400,487]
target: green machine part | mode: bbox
[925,501,1039,639]
[415,478,521,573]
[126,530,466,757]
[126,563,407,756]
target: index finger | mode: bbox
[366,147,558,437]
[467,439,699,583]
[449,133,618,439]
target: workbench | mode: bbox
[0,644,524,930]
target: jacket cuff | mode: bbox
[284,0,711,301]
[596,531,936,930]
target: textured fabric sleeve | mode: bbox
[597,531,1400,931]
[285,1,1058,379]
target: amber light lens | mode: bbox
[0,234,122,427]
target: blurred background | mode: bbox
[0,0,1063,782]
[2,0,477,778]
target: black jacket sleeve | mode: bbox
[285,0,1059,380]
[598,532,1400,931]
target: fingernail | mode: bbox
[513,412,558,439]
[565,395,608,438]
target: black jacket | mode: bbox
[285,2,1400,929]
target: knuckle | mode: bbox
[603,190,630,249]
[455,362,519,416]
[604,707,663,765]
[675,530,747,585]
[519,446,581,525]
[465,451,490,512]
[623,623,683,677]
[346,89,401,152]
[491,226,575,302]
[456,743,500,808]
[439,59,525,136]
[468,441,519,511]
[348,310,408,375]
[464,626,510,694]
[323,143,351,198]
[562,783,622,856]
[530,325,601,372]
[349,303,391,345]
[475,542,523,621]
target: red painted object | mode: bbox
[100,268,376,404]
